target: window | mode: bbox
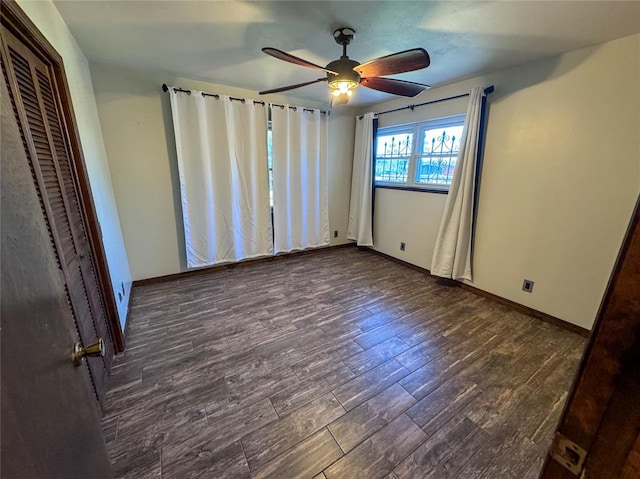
[375,115,465,191]
[267,121,273,207]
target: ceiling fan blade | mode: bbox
[262,48,338,75]
[360,77,431,97]
[259,78,327,95]
[354,48,430,77]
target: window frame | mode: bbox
[375,114,466,193]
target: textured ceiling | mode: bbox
[53,0,640,107]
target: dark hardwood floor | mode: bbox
[102,247,586,478]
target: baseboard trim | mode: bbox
[458,282,590,338]
[133,243,356,287]
[365,247,591,338]
[121,288,134,349]
[132,242,590,337]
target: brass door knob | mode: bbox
[72,338,104,366]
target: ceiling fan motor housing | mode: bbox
[326,57,361,91]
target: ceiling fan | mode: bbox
[258,27,431,104]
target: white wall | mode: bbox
[17,0,132,328]
[373,189,447,270]
[367,34,640,330]
[328,110,357,246]
[89,63,356,280]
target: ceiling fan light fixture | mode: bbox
[260,26,431,100]
[326,56,360,97]
[330,79,358,96]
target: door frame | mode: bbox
[1,0,124,352]
[540,195,640,478]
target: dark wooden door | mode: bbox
[1,24,114,402]
[1,61,113,478]
[540,197,640,478]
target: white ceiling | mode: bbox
[53,0,640,107]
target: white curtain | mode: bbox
[431,87,485,281]
[169,89,273,268]
[271,105,330,254]
[347,112,376,246]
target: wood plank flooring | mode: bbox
[102,247,586,478]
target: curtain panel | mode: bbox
[271,105,330,254]
[430,87,485,281]
[169,90,273,268]
[347,112,377,246]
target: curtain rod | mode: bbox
[162,83,264,105]
[161,84,328,114]
[358,85,494,119]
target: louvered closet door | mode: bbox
[1,29,113,402]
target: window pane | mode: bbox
[416,123,464,186]
[267,129,273,169]
[375,157,409,183]
[375,131,412,183]
[377,132,413,158]
[422,125,463,155]
[415,156,457,184]
[267,128,273,207]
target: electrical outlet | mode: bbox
[522,279,534,293]
[333,230,338,238]
[400,242,406,251]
